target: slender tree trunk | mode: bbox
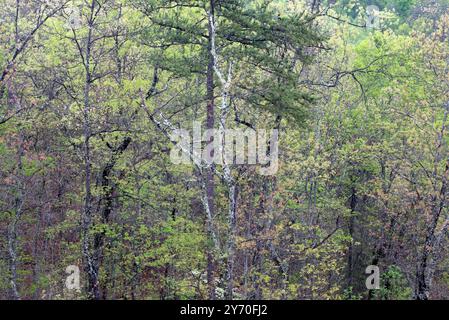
[81,0,99,300]
[225,183,237,299]
[94,137,131,298]
[7,5,23,299]
[205,0,216,300]
[347,186,357,290]
[8,129,24,300]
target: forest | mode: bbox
[0,0,448,300]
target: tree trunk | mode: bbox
[415,104,449,300]
[7,129,24,300]
[93,137,131,299]
[205,0,216,300]
[81,0,99,300]
[225,183,237,299]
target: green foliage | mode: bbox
[1,0,449,301]
[374,266,413,300]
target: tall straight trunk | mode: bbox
[205,0,216,300]
[32,177,46,299]
[207,4,237,299]
[81,0,99,300]
[225,183,237,299]
[94,137,131,298]
[6,1,23,300]
[8,129,24,300]
[347,186,357,289]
